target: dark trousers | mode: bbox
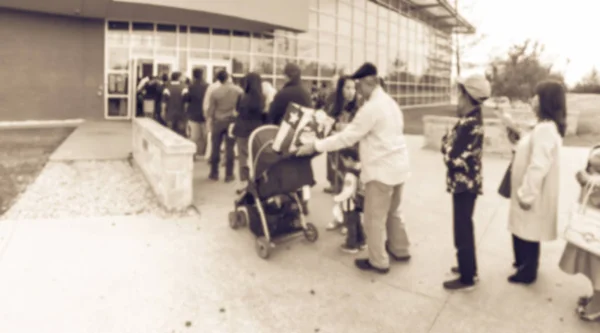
[326,152,343,192]
[210,119,235,177]
[167,114,186,137]
[345,210,366,248]
[452,191,478,283]
[512,234,540,278]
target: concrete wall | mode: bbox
[0,8,105,121]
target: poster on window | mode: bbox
[272,103,335,154]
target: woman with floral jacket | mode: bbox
[440,74,490,291]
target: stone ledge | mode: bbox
[132,118,197,212]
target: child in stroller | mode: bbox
[228,125,319,259]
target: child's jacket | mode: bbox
[334,167,363,212]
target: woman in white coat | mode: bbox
[508,80,566,284]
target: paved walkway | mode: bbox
[50,121,132,161]
[0,135,598,332]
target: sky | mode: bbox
[456,0,600,86]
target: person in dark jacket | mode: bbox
[161,71,189,136]
[267,63,313,125]
[186,68,209,159]
[233,72,265,185]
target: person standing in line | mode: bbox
[440,74,489,291]
[206,70,243,182]
[185,68,209,160]
[161,71,189,136]
[507,80,565,284]
[232,72,265,188]
[297,62,411,274]
[267,63,313,214]
[261,81,277,123]
[202,75,223,162]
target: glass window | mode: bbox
[366,13,377,29]
[190,49,209,59]
[190,27,210,49]
[353,0,366,9]
[319,31,336,45]
[353,6,364,25]
[365,43,376,62]
[309,0,318,9]
[107,21,129,46]
[299,59,319,77]
[320,62,336,77]
[179,52,188,74]
[309,12,318,30]
[108,47,129,71]
[108,21,129,31]
[338,1,352,20]
[252,33,274,54]
[337,46,351,70]
[318,43,335,63]
[378,52,388,78]
[131,22,154,48]
[275,34,297,57]
[156,24,176,48]
[275,77,287,90]
[338,18,352,37]
[298,38,318,58]
[212,28,230,51]
[318,0,336,15]
[212,52,231,60]
[319,13,336,31]
[352,41,364,68]
[107,73,128,94]
[107,98,128,117]
[232,54,250,74]
[353,23,365,40]
[178,26,188,48]
[338,35,352,47]
[378,30,387,46]
[366,1,377,14]
[232,31,250,52]
[252,55,274,75]
[366,28,376,41]
[276,57,297,75]
[378,6,388,22]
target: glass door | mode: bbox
[155,57,178,80]
[129,58,153,119]
[188,59,232,83]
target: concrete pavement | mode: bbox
[0,135,598,332]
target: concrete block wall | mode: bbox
[132,118,196,211]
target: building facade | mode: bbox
[0,0,473,121]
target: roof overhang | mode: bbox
[404,0,475,34]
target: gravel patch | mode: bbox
[1,160,197,220]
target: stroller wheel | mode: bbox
[236,208,249,227]
[303,223,319,243]
[255,237,270,259]
[228,211,240,229]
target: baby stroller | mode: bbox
[228,125,319,259]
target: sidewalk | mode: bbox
[0,136,597,333]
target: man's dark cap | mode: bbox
[350,62,378,80]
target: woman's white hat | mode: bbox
[457,74,491,102]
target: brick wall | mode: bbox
[0,8,104,121]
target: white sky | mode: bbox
[457,0,600,86]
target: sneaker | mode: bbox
[340,227,348,235]
[507,272,536,285]
[450,266,479,282]
[359,244,367,251]
[224,175,235,183]
[354,259,389,274]
[340,244,359,254]
[443,277,477,291]
[326,221,343,231]
[209,173,219,181]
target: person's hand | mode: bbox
[296,143,316,156]
[518,200,532,211]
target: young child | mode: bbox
[333,147,366,254]
[576,145,600,210]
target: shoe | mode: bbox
[507,272,536,285]
[208,173,219,181]
[340,227,348,235]
[443,277,477,291]
[326,221,343,231]
[340,244,359,254]
[579,309,600,322]
[359,244,367,251]
[354,259,389,274]
[385,241,411,262]
[224,175,235,183]
[450,266,479,282]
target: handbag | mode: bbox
[564,179,600,257]
[498,162,512,198]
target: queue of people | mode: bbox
[139,61,599,322]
